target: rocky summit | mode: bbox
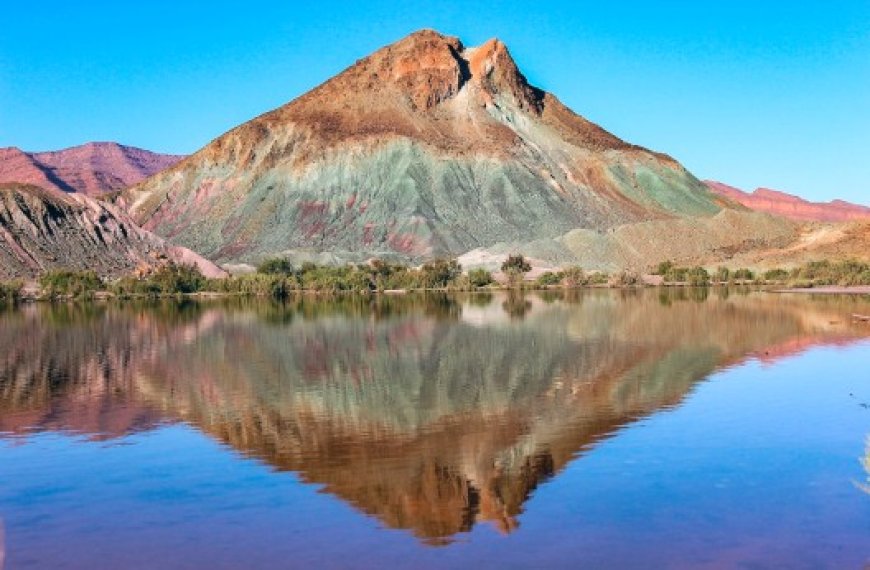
[0,182,224,280]
[122,29,747,267]
[0,142,184,197]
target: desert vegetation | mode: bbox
[501,254,532,288]
[2,258,869,303]
[654,260,870,287]
[0,280,23,305]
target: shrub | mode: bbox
[419,259,462,289]
[40,270,103,299]
[763,268,789,282]
[561,266,586,288]
[536,271,563,287]
[686,266,710,286]
[732,268,755,281]
[149,263,205,294]
[467,268,494,288]
[203,273,297,298]
[501,255,532,274]
[654,260,675,276]
[610,270,641,287]
[257,258,295,275]
[0,280,23,303]
[110,275,161,298]
[791,259,870,286]
[501,255,531,287]
[587,272,609,285]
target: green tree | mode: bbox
[40,270,103,299]
[686,266,710,286]
[419,259,462,288]
[654,260,675,276]
[468,268,494,288]
[502,255,532,274]
[150,263,205,294]
[733,268,755,281]
[501,255,531,288]
[561,266,586,288]
[257,258,295,275]
[536,271,563,287]
[0,280,23,303]
[763,268,789,282]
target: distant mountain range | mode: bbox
[705,181,870,223]
[0,142,183,196]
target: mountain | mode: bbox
[705,181,870,223]
[121,29,757,267]
[0,142,184,196]
[0,182,224,280]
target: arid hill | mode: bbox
[706,181,870,223]
[121,29,755,266]
[0,182,224,279]
[0,142,183,197]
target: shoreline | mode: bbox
[773,286,870,295]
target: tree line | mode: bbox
[1,255,868,303]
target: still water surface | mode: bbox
[1,290,869,569]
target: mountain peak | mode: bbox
[284,29,541,117]
[463,36,542,113]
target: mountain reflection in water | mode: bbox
[1,290,869,544]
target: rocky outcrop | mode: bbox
[0,142,183,196]
[0,182,225,279]
[706,181,870,223]
[122,30,725,265]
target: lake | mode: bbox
[1,290,869,569]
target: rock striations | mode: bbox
[0,142,183,197]
[123,30,731,265]
[0,183,224,279]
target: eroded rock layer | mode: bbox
[0,183,224,279]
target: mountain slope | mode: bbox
[0,183,224,279]
[706,181,870,223]
[123,30,725,265]
[0,142,183,196]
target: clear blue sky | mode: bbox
[1,1,867,203]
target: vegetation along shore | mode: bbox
[1,256,868,304]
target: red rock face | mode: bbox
[0,142,183,196]
[706,180,870,223]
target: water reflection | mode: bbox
[861,437,870,496]
[1,290,869,543]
